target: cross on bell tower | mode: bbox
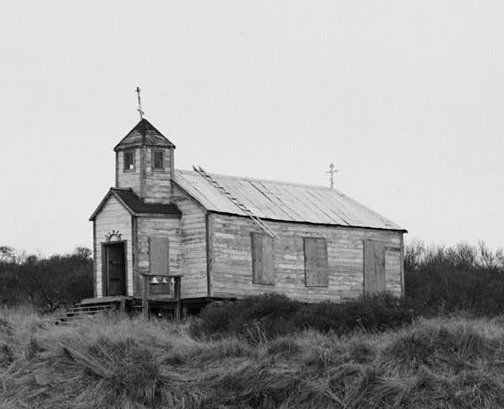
[326,163,338,189]
[135,86,145,119]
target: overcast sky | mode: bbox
[1,0,503,255]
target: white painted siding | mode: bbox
[94,196,133,297]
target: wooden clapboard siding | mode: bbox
[94,196,133,297]
[208,213,403,302]
[135,217,181,296]
[144,147,173,204]
[117,149,141,194]
[172,185,209,298]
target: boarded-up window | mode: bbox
[363,240,385,294]
[252,233,274,285]
[149,237,169,275]
[304,238,328,287]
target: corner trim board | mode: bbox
[205,212,212,297]
[93,220,97,297]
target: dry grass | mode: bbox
[3,308,504,408]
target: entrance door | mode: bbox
[364,240,385,294]
[105,242,126,296]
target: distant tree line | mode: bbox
[405,240,504,315]
[0,246,93,311]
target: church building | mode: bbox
[89,117,406,310]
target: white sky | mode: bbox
[1,0,503,255]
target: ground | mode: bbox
[2,307,504,408]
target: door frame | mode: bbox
[101,240,127,296]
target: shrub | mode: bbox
[0,247,93,311]
[191,293,414,341]
[382,325,495,372]
[292,293,414,336]
[405,241,504,316]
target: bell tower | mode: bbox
[114,118,175,204]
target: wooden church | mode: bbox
[89,117,406,314]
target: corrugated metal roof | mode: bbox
[174,169,404,231]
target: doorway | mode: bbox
[103,242,126,296]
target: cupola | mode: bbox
[114,118,175,204]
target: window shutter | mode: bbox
[252,233,274,285]
[149,237,169,275]
[304,238,328,287]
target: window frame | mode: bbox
[152,149,165,171]
[123,149,136,172]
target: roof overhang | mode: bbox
[89,188,181,221]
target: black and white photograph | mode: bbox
[1,1,503,408]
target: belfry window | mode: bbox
[124,150,135,171]
[153,150,164,170]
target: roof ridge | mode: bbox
[174,168,337,191]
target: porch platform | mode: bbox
[79,295,213,318]
[80,295,184,305]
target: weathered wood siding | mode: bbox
[94,196,133,297]
[144,147,173,204]
[135,216,182,296]
[208,213,403,302]
[172,185,208,298]
[116,149,141,194]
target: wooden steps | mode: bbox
[54,303,118,325]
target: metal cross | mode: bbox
[135,86,145,119]
[326,163,338,189]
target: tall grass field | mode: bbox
[2,306,504,409]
